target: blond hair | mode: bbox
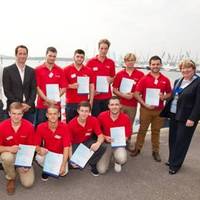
[179,59,196,70]
[124,53,137,62]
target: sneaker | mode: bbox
[41,173,49,181]
[114,162,122,173]
[152,152,161,162]
[91,166,99,177]
[6,179,15,195]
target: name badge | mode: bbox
[71,73,76,78]
[6,136,14,141]
[93,67,98,71]
[154,79,158,85]
[54,135,61,139]
[49,72,54,78]
[20,135,27,138]
[85,132,91,136]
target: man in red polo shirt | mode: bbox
[97,96,132,173]
[0,102,35,195]
[35,105,70,181]
[86,39,116,116]
[68,101,105,176]
[131,56,172,162]
[64,49,94,122]
[35,47,66,125]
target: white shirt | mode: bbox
[16,63,26,101]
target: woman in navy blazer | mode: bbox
[161,59,200,175]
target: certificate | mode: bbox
[110,127,126,148]
[96,76,109,93]
[70,143,94,168]
[119,78,135,93]
[145,88,160,106]
[77,76,89,94]
[43,151,63,177]
[15,144,36,168]
[46,84,60,102]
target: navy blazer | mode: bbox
[160,75,200,122]
[3,64,36,111]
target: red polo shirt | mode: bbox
[86,56,115,100]
[98,111,132,138]
[0,119,35,146]
[113,68,144,107]
[135,72,172,110]
[35,121,71,154]
[64,64,94,103]
[68,116,102,144]
[35,63,66,109]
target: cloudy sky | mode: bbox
[0,0,199,59]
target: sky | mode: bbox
[0,0,200,59]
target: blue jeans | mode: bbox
[92,99,109,117]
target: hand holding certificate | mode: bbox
[145,88,160,106]
[96,76,109,93]
[77,76,89,94]
[70,143,94,168]
[15,144,36,168]
[110,127,126,148]
[119,78,135,93]
[46,84,60,102]
[43,151,63,177]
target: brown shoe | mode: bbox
[6,179,15,195]
[152,152,161,162]
[130,149,140,157]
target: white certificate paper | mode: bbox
[46,84,60,102]
[96,76,109,93]
[110,127,126,148]
[77,76,89,94]
[70,143,94,168]
[145,88,160,106]
[43,151,63,177]
[119,78,135,93]
[15,144,36,168]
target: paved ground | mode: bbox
[1,126,200,200]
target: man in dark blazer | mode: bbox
[2,45,36,123]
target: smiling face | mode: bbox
[149,59,162,74]
[108,98,121,115]
[181,66,195,80]
[46,107,60,123]
[74,53,85,66]
[16,47,28,65]
[46,51,57,65]
[77,106,90,121]
[9,108,23,124]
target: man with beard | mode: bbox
[131,56,172,162]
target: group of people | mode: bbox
[0,39,200,195]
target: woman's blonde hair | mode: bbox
[179,59,196,70]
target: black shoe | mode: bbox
[169,169,177,175]
[130,149,140,157]
[0,163,3,170]
[152,152,161,162]
[91,165,99,177]
[165,161,170,166]
[41,173,49,181]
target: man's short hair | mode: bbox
[98,39,111,48]
[47,105,60,113]
[149,55,162,65]
[9,102,24,112]
[108,96,120,104]
[77,101,91,111]
[46,47,57,55]
[15,45,28,56]
[74,49,85,56]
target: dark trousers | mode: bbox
[65,103,78,123]
[35,108,47,126]
[23,111,35,124]
[168,117,198,171]
[72,138,106,167]
[92,99,109,117]
[0,100,6,122]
